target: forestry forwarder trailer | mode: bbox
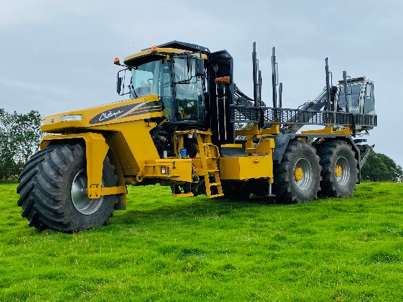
[17,41,377,233]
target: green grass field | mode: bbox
[1,182,403,301]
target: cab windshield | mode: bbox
[129,55,205,124]
[338,84,361,113]
[130,59,171,100]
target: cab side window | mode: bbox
[364,83,375,114]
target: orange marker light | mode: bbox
[151,45,158,52]
[114,57,120,65]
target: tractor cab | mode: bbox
[117,43,208,126]
[336,77,376,116]
[335,77,376,131]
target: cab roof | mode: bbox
[124,41,209,66]
[153,40,210,54]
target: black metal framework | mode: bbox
[208,50,235,145]
[230,105,377,128]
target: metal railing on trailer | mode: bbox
[230,105,377,130]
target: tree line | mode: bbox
[362,151,403,182]
[0,108,402,182]
[0,109,42,180]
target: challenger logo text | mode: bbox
[99,110,124,122]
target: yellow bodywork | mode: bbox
[41,95,163,132]
[37,42,281,202]
[219,138,275,180]
[301,125,353,135]
[40,95,169,199]
[39,95,221,200]
[220,155,273,180]
[143,159,192,182]
[41,132,126,199]
[39,89,353,202]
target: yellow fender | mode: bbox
[40,133,126,199]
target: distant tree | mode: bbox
[234,122,253,140]
[0,109,42,180]
[361,151,403,182]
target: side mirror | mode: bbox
[116,68,129,96]
[116,75,122,94]
[196,58,204,77]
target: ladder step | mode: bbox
[172,192,194,198]
[199,140,223,199]
[208,182,221,187]
[210,193,224,198]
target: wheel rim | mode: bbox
[335,157,350,185]
[293,158,313,190]
[71,169,103,215]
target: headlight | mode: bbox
[160,166,170,175]
[61,114,83,122]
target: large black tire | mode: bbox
[17,144,118,233]
[273,140,321,203]
[317,140,357,197]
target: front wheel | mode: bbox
[17,144,118,233]
[273,140,321,203]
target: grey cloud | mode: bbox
[1,0,401,166]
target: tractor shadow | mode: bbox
[111,195,280,227]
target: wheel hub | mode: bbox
[294,167,304,182]
[293,158,313,190]
[335,157,350,185]
[335,165,342,178]
[71,169,103,215]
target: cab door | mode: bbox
[171,55,206,125]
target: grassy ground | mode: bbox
[1,182,403,301]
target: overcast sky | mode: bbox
[1,0,402,167]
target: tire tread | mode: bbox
[17,144,118,233]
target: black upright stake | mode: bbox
[271,47,278,109]
[325,58,332,111]
[258,70,262,106]
[343,71,349,113]
[252,42,258,107]
[279,82,283,108]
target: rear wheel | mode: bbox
[273,140,321,203]
[17,144,118,233]
[318,140,357,197]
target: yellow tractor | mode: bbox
[17,41,377,232]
